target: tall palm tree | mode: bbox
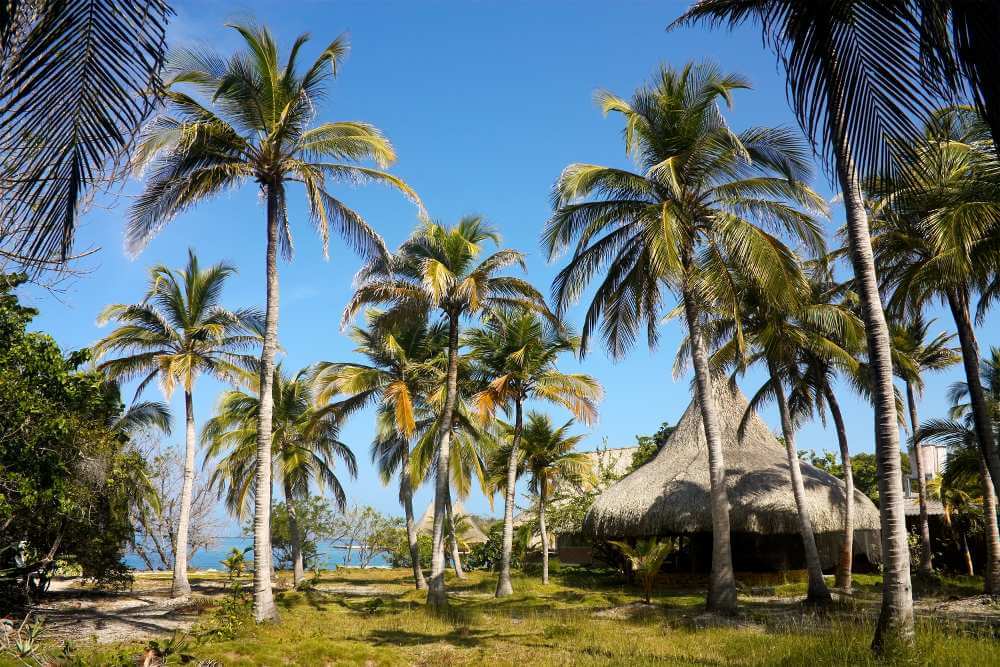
[707,270,863,605]
[890,315,960,574]
[0,0,170,269]
[311,312,445,589]
[511,412,592,585]
[787,261,865,592]
[128,23,423,621]
[871,107,1000,502]
[543,62,826,612]
[466,308,601,597]
[93,250,259,597]
[675,2,927,649]
[203,365,357,585]
[344,217,547,607]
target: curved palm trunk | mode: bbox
[825,387,855,592]
[445,492,465,579]
[905,382,933,575]
[539,481,550,585]
[770,365,831,604]
[171,390,196,597]
[285,482,304,586]
[979,455,1000,595]
[252,182,281,623]
[400,446,426,590]
[947,288,1000,500]
[496,400,523,597]
[427,314,460,608]
[823,45,913,652]
[682,290,737,613]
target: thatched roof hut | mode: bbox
[585,381,881,570]
[416,499,489,545]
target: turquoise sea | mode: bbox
[124,537,389,571]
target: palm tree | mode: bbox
[128,23,423,621]
[788,262,865,592]
[465,308,602,597]
[0,0,170,269]
[707,270,863,605]
[609,539,676,604]
[93,250,260,597]
[675,3,926,649]
[498,411,593,584]
[344,216,547,607]
[543,62,826,612]
[203,366,357,586]
[890,315,960,574]
[871,107,1000,503]
[311,312,445,589]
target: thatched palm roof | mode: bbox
[585,381,881,537]
[416,499,489,544]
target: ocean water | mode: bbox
[124,537,389,571]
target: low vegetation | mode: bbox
[7,567,996,666]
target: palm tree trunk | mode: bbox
[496,399,523,597]
[252,182,281,623]
[770,364,831,605]
[979,455,1000,595]
[400,446,426,590]
[947,287,1000,500]
[822,44,913,652]
[681,288,736,613]
[961,530,975,577]
[825,386,854,592]
[285,482,304,586]
[446,493,465,579]
[539,481,549,585]
[171,390,196,597]
[428,313,460,608]
[905,381,933,575]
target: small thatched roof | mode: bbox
[416,499,489,544]
[585,381,881,537]
[903,495,945,517]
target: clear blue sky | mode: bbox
[22,0,998,527]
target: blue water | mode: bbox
[124,537,389,571]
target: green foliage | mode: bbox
[384,530,432,569]
[609,538,676,603]
[627,422,675,473]
[799,449,909,506]
[206,548,253,641]
[267,498,338,571]
[0,275,146,609]
[466,522,531,571]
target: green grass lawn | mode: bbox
[14,567,1000,666]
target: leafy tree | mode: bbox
[544,62,825,612]
[466,308,601,597]
[0,275,150,608]
[676,2,925,648]
[204,365,357,585]
[345,217,546,606]
[266,497,340,572]
[94,249,260,597]
[627,422,675,473]
[128,22,423,622]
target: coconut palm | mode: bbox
[706,268,863,605]
[465,308,602,597]
[675,3,925,648]
[203,366,357,585]
[918,418,1000,594]
[491,410,593,584]
[311,312,446,589]
[0,0,170,269]
[787,262,865,592]
[344,216,547,607]
[871,107,1000,504]
[609,538,676,604]
[93,250,260,597]
[889,315,960,574]
[543,62,826,612]
[128,23,423,621]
